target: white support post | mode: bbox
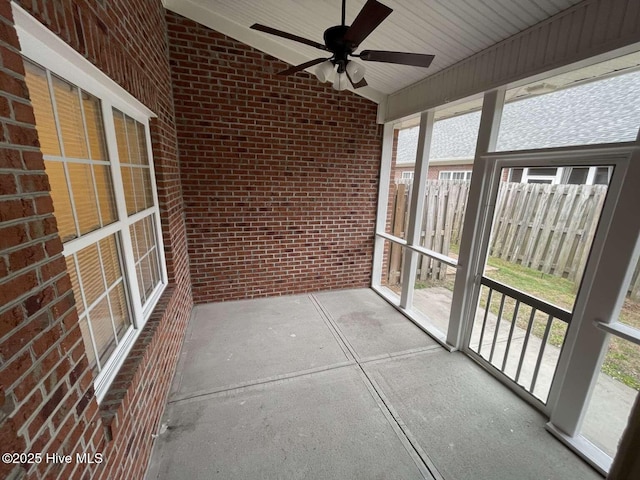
[446,88,506,349]
[371,122,395,288]
[400,111,435,309]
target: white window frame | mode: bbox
[439,170,472,181]
[520,166,562,184]
[401,171,414,180]
[14,4,168,402]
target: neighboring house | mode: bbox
[395,71,640,184]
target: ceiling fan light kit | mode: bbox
[345,61,366,83]
[332,72,349,91]
[315,60,337,83]
[250,0,435,92]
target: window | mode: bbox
[401,171,414,180]
[521,167,560,184]
[23,54,165,399]
[512,166,613,185]
[439,170,472,181]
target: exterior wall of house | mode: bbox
[0,1,193,479]
[167,12,382,304]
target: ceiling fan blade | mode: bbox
[345,69,368,89]
[344,0,392,48]
[277,58,328,76]
[359,50,435,68]
[250,24,328,51]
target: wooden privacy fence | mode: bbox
[386,180,640,301]
[490,182,606,282]
[387,180,469,283]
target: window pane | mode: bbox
[121,166,136,215]
[136,121,149,165]
[24,61,60,156]
[126,116,141,164]
[130,217,143,261]
[44,161,76,241]
[567,167,589,185]
[109,282,131,341]
[149,249,160,286]
[140,256,153,298]
[81,92,107,161]
[76,243,106,308]
[115,110,152,215]
[79,317,97,371]
[132,167,146,212]
[87,297,117,369]
[99,235,121,286]
[130,215,161,306]
[67,163,100,235]
[113,110,130,164]
[594,167,611,185]
[509,168,523,183]
[528,167,557,176]
[141,168,153,210]
[93,164,117,225]
[51,75,88,158]
[65,255,84,315]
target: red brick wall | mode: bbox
[1,1,192,479]
[167,13,382,303]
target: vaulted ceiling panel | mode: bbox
[165,0,588,99]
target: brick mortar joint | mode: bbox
[0,255,69,318]
[0,230,60,257]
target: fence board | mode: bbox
[386,180,639,302]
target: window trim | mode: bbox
[15,4,168,402]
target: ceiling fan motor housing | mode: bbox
[323,25,354,71]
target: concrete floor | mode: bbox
[146,288,601,480]
[412,286,637,457]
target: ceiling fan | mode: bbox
[250,0,435,91]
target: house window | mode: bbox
[513,166,613,185]
[23,57,165,399]
[401,171,414,180]
[521,167,561,184]
[439,170,472,181]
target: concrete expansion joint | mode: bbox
[308,293,444,480]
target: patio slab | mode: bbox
[147,288,602,480]
[170,294,349,400]
[313,289,438,360]
[149,366,426,480]
[365,350,600,480]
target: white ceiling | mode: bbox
[165,0,585,102]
